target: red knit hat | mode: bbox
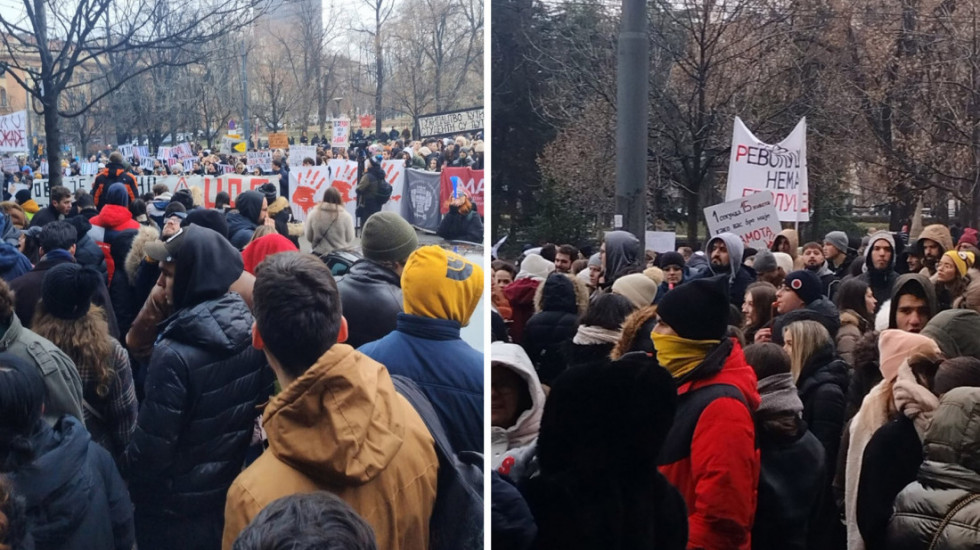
[958,228,979,247]
[241,233,298,274]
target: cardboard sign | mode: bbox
[704,191,782,250]
[725,117,809,222]
[268,133,288,149]
[418,108,484,138]
[0,111,27,152]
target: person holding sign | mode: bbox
[437,182,483,243]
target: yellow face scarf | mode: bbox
[651,331,720,380]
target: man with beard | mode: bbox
[916,224,953,276]
[698,232,755,307]
[801,241,836,296]
[859,231,899,311]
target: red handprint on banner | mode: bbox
[292,168,329,215]
[331,164,358,203]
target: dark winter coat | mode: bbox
[9,251,120,339]
[7,416,135,550]
[66,215,108,283]
[0,240,31,282]
[603,230,642,287]
[858,232,900,311]
[91,163,139,210]
[523,273,587,385]
[772,297,842,344]
[227,191,265,250]
[503,277,541,345]
[359,313,484,454]
[355,166,385,222]
[437,206,483,243]
[28,203,64,228]
[858,415,924,550]
[336,259,403,348]
[122,293,273,535]
[524,355,688,550]
[886,387,980,550]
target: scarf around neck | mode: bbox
[651,331,720,380]
[892,360,940,439]
[572,324,622,345]
[756,373,804,418]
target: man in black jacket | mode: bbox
[336,212,418,348]
[91,151,140,210]
[29,185,72,228]
[122,225,274,550]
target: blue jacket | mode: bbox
[359,313,483,454]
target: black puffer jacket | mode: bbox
[227,191,265,250]
[66,215,108,283]
[797,343,849,480]
[523,273,585,384]
[8,416,135,550]
[886,387,980,550]
[122,292,273,518]
[336,258,402,348]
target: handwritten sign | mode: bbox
[704,191,782,250]
[268,133,288,149]
[332,118,350,148]
[725,117,809,222]
[0,111,27,152]
[418,108,483,138]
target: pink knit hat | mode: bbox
[878,329,942,381]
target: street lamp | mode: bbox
[332,97,342,119]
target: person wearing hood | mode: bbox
[842,329,941,550]
[781,319,850,548]
[146,184,172,227]
[503,253,555,344]
[437,192,483,243]
[223,252,437,550]
[491,342,546,480]
[916,223,954,276]
[88,182,140,280]
[65,213,108,282]
[355,154,386,229]
[601,230,642,288]
[859,231,899,311]
[834,277,878,366]
[0,211,30,282]
[825,231,856,280]
[0,352,135,550]
[653,275,761,550]
[90,151,139,211]
[884,273,939,333]
[700,232,755,307]
[258,183,302,248]
[754,249,787,289]
[304,186,355,258]
[227,190,269,250]
[654,251,688,303]
[921,309,980,361]
[772,228,804,270]
[522,272,589,385]
[743,343,827,550]
[123,225,274,550]
[885,386,980,548]
[802,241,836,295]
[522,353,688,550]
[359,246,484,454]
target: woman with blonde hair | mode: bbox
[31,263,137,461]
[782,319,849,547]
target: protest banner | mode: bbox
[725,116,809,223]
[80,162,99,176]
[118,144,133,159]
[332,118,350,148]
[173,142,194,159]
[157,146,172,161]
[358,115,374,131]
[439,167,484,216]
[134,146,149,160]
[0,111,27,152]
[380,159,406,216]
[246,151,272,172]
[704,191,782,250]
[288,161,359,222]
[39,160,49,176]
[405,169,442,231]
[29,174,271,210]
[288,146,317,168]
[2,157,18,173]
[268,133,288,149]
[419,107,484,138]
[645,231,676,253]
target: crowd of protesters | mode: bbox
[492,223,980,550]
[0,143,485,549]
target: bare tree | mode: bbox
[354,0,396,135]
[0,0,263,186]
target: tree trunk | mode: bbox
[375,29,384,136]
[44,96,62,188]
[686,191,700,248]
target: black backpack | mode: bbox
[376,178,393,204]
[391,375,483,550]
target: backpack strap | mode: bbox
[927,492,980,550]
[657,383,748,465]
[391,374,457,467]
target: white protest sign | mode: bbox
[332,119,350,148]
[704,191,782,250]
[0,111,28,152]
[644,231,676,253]
[1,157,18,173]
[380,159,406,215]
[418,108,483,138]
[246,151,272,172]
[288,146,317,168]
[725,117,809,223]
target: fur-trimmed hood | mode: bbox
[123,225,162,284]
[611,304,658,359]
[533,272,589,316]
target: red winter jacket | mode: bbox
[502,277,540,344]
[89,204,140,285]
[658,338,761,550]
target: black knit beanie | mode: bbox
[41,263,100,320]
[657,274,729,340]
[658,251,685,270]
[783,270,822,305]
[183,209,229,239]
